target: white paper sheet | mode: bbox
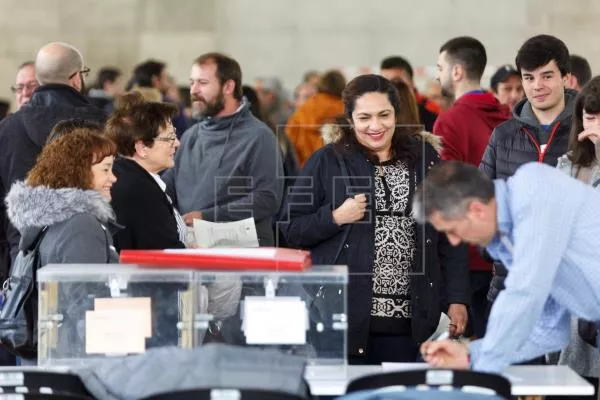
[85,309,147,354]
[427,312,451,341]
[192,217,259,248]
[243,296,307,345]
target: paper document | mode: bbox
[94,297,152,338]
[243,296,307,345]
[427,312,452,341]
[193,217,259,248]
[85,309,147,354]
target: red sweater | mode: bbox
[433,91,510,271]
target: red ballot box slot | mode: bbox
[119,248,312,272]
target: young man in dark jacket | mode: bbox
[0,42,106,277]
[433,36,510,338]
[479,35,575,307]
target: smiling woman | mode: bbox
[280,74,470,365]
[5,128,119,267]
[105,92,188,251]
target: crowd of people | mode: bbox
[0,33,598,399]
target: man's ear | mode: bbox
[69,74,82,92]
[452,63,464,82]
[223,79,235,96]
[468,200,487,219]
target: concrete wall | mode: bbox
[1,0,599,106]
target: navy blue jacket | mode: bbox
[280,132,470,358]
[0,84,106,278]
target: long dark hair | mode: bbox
[335,74,419,164]
[568,76,600,167]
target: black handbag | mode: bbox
[0,227,48,358]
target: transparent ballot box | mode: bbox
[193,265,348,366]
[36,264,197,367]
[37,264,348,367]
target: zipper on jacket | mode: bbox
[522,122,561,163]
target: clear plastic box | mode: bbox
[37,264,348,367]
[36,264,196,367]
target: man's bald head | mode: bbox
[35,42,84,89]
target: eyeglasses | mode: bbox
[11,82,38,93]
[155,134,178,146]
[68,67,90,80]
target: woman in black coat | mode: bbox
[280,75,470,364]
[105,93,189,347]
[106,92,187,250]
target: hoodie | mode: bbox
[162,100,284,247]
[434,91,510,272]
[280,126,470,352]
[5,182,118,266]
[0,84,106,275]
[433,91,510,165]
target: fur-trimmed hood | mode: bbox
[320,124,442,154]
[5,181,115,234]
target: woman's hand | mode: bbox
[332,194,367,225]
[578,127,600,144]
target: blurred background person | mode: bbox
[253,76,292,129]
[128,60,189,137]
[243,85,299,180]
[302,70,321,87]
[11,61,38,111]
[380,55,441,131]
[286,70,346,166]
[87,66,125,114]
[490,64,524,112]
[294,82,316,110]
[566,54,592,92]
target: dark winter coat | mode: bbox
[0,84,107,276]
[280,128,470,358]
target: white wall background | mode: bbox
[1,0,599,104]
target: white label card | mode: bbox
[243,296,307,345]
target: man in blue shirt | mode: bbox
[413,161,600,373]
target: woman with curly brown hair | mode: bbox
[5,126,119,266]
